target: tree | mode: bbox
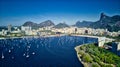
[92,62,100,67]
[78,50,84,56]
[82,53,93,63]
[80,46,85,50]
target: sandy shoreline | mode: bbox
[0,34,99,40]
[75,45,87,67]
[73,35,99,38]
[0,34,66,40]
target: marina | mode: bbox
[0,36,98,67]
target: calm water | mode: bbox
[0,36,98,67]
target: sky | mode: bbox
[0,0,120,26]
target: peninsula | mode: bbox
[75,43,120,67]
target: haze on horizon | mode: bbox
[0,0,120,26]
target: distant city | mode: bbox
[0,13,120,37]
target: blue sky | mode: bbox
[0,0,120,26]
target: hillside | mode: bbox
[22,20,55,29]
[53,23,70,28]
[90,13,120,32]
[75,21,93,27]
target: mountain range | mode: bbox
[22,20,55,29]
[53,23,69,28]
[22,13,120,32]
[90,13,120,32]
[74,21,93,27]
[23,20,70,29]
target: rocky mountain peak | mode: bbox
[53,22,69,28]
[100,13,107,20]
[22,21,37,26]
[39,20,55,27]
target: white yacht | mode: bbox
[9,49,11,53]
[32,52,35,55]
[2,52,4,59]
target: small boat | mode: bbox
[9,49,11,53]
[32,52,35,55]
[27,46,30,48]
[26,54,29,58]
[26,52,29,58]
[2,52,4,59]
[23,53,25,56]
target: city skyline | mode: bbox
[0,0,120,26]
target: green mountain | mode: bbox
[90,13,120,32]
[75,21,93,27]
[39,20,55,27]
[54,23,70,28]
[22,13,120,32]
[22,20,55,29]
